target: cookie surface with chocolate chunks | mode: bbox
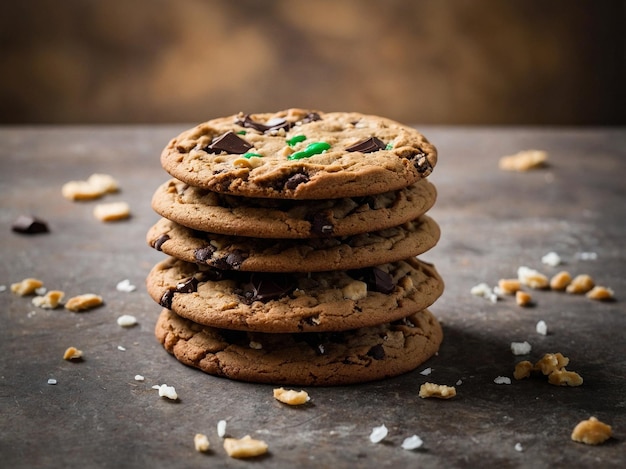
[146,257,444,333]
[155,308,443,386]
[151,178,437,239]
[147,215,440,272]
[160,109,437,199]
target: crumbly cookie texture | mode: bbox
[160,109,437,199]
[155,308,442,386]
[571,417,612,445]
[151,178,437,239]
[146,257,443,333]
[147,215,440,273]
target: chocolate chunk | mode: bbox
[345,137,387,153]
[176,277,199,293]
[367,344,386,360]
[160,288,175,309]
[12,215,49,234]
[300,112,321,124]
[241,273,295,302]
[153,234,170,251]
[235,115,290,133]
[348,267,395,294]
[310,213,334,237]
[400,148,432,176]
[284,172,309,190]
[194,245,216,263]
[205,131,253,154]
[214,250,247,270]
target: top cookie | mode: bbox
[160,109,437,199]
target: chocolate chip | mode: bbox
[205,131,253,154]
[345,137,386,153]
[12,215,49,234]
[160,288,175,309]
[310,212,334,237]
[299,112,321,124]
[214,250,246,270]
[152,234,170,251]
[284,172,309,191]
[241,273,295,303]
[367,344,386,360]
[348,267,395,294]
[176,277,199,293]
[400,148,432,175]
[194,245,216,263]
[235,115,291,133]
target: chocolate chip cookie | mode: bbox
[155,307,443,386]
[160,109,437,199]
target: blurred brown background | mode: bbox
[1,0,624,125]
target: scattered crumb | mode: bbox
[515,290,533,307]
[494,376,512,385]
[586,286,614,301]
[153,384,178,400]
[62,173,119,201]
[576,252,598,261]
[513,361,533,380]
[32,290,65,309]
[0,285,6,292]
[134,375,145,382]
[499,150,547,171]
[47,378,57,385]
[194,433,210,453]
[514,442,523,452]
[571,417,612,445]
[11,278,44,296]
[401,435,424,450]
[541,251,562,267]
[497,278,521,295]
[273,387,310,406]
[536,320,548,336]
[35,286,47,296]
[470,283,498,303]
[117,315,138,327]
[511,341,532,356]
[217,420,227,438]
[223,435,268,458]
[420,367,432,376]
[515,352,583,386]
[419,382,456,399]
[517,266,549,289]
[93,201,131,222]
[116,279,136,293]
[550,271,572,290]
[566,274,595,294]
[249,341,263,350]
[548,369,583,387]
[63,346,83,360]
[65,293,103,312]
[117,345,126,351]
[534,352,569,375]
[455,379,463,386]
[369,424,388,443]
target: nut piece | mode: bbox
[419,382,456,399]
[63,346,83,360]
[534,353,569,375]
[517,266,549,289]
[516,290,532,306]
[65,293,104,312]
[11,278,44,296]
[499,150,547,171]
[586,286,614,301]
[497,278,521,295]
[273,387,310,406]
[32,290,65,309]
[548,369,583,387]
[223,435,268,459]
[571,417,612,445]
[341,280,368,301]
[566,274,594,294]
[62,173,119,201]
[550,271,572,290]
[514,360,533,380]
[194,433,210,452]
[93,201,131,222]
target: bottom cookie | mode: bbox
[155,308,443,386]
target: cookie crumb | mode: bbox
[154,384,178,400]
[116,279,136,293]
[11,278,44,296]
[419,382,456,399]
[369,424,388,443]
[547,369,583,387]
[62,173,119,200]
[515,290,532,307]
[63,346,83,360]
[494,376,512,385]
[571,417,612,445]
[541,251,562,267]
[273,387,310,405]
[93,201,131,222]
[514,442,523,452]
[566,274,594,294]
[47,378,57,385]
[134,375,145,381]
[401,435,424,450]
[517,266,549,289]
[511,341,532,356]
[65,293,103,312]
[117,315,138,327]
[586,286,614,301]
[550,271,572,290]
[513,361,533,380]
[470,283,498,303]
[420,367,432,376]
[499,150,547,171]
[497,279,521,295]
[194,433,210,452]
[32,290,65,309]
[536,320,548,335]
[223,435,268,458]
[217,420,227,438]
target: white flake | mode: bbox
[420,367,432,376]
[116,279,136,292]
[401,435,424,450]
[494,376,512,385]
[217,420,227,438]
[134,375,145,381]
[47,378,57,385]
[514,442,523,452]
[155,384,178,400]
[536,320,548,336]
[541,252,562,267]
[369,424,388,443]
[511,341,532,355]
[117,315,137,327]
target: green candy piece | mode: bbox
[385,143,394,150]
[236,130,247,135]
[288,142,331,160]
[242,152,263,159]
[286,134,307,146]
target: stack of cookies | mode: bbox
[146,109,444,386]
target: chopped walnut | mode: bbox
[273,387,310,406]
[549,271,572,290]
[547,369,583,387]
[566,274,595,294]
[586,286,614,301]
[419,382,456,399]
[194,433,210,452]
[341,280,367,301]
[32,290,65,309]
[534,353,569,375]
[517,266,549,289]
[497,278,521,295]
[514,360,533,380]
[223,435,268,459]
[65,293,104,312]
[11,278,44,296]
[93,201,131,222]
[515,290,532,306]
[571,417,612,445]
[499,150,547,171]
[63,346,83,360]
